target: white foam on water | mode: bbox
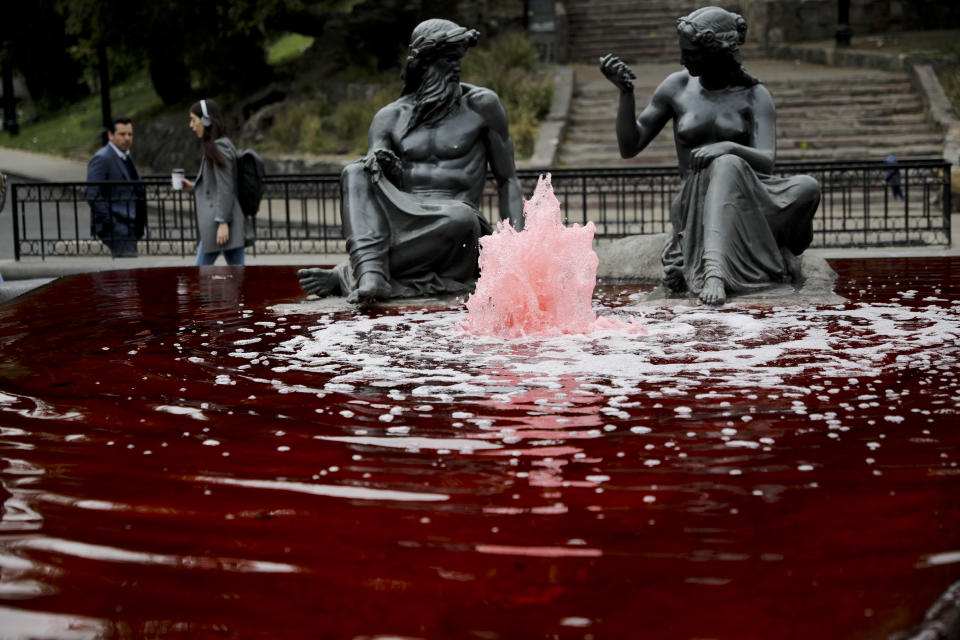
[263,301,960,405]
[156,406,208,421]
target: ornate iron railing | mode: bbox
[10,159,951,259]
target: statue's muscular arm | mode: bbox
[600,55,677,158]
[620,73,678,159]
[363,101,406,185]
[468,88,523,230]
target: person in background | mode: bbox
[180,98,245,266]
[86,117,146,257]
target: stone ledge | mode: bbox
[0,277,56,305]
[525,65,576,169]
[889,578,960,640]
[768,43,956,73]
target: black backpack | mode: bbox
[236,149,265,217]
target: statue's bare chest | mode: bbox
[396,106,485,163]
[674,84,754,146]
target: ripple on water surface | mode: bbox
[0,261,958,638]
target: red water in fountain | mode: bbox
[464,174,645,337]
[0,260,959,639]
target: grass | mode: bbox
[0,72,163,160]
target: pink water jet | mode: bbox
[464,174,646,338]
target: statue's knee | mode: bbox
[447,204,479,236]
[340,162,365,187]
[712,154,748,174]
[797,175,821,208]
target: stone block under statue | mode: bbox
[596,233,846,306]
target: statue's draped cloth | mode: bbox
[662,156,817,296]
[334,156,493,299]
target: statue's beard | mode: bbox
[404,65,461,137]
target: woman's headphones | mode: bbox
[200,100,212,127]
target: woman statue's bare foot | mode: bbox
[780,247,803,283]
[347,272,392,304]
[298,268,342,297]
[699,277,726,305]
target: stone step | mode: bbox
[565,110,930,129]
[558,6,944,168]
[572,86,919,107]
[560,132,943,152]
[767,77,912,90]
[565,0,696,12]
[568,14,684,27]
[571,94,924,119]
[563,125,938,144]
[567,109,933,126]
[557,144,946,167]
[565,0,760,63]
[779,133,943,148]
[776,102,928,118]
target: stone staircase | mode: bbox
[556,0,944,168]
[564,0,760,64]
[557,60,945,167]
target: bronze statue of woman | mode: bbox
[600,6,821,305]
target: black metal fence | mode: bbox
[10,159,952,259]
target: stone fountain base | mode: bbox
[596,232,847,305]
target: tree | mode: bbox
[57,0,307,105]
[1,0,90,110]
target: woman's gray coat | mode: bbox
[194,137,245,253]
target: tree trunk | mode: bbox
[147,31,191,106]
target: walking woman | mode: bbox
[181,99,246,265]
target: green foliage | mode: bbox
[260,32,552,159]
[266,85,399,155]
[267,33,317,66]
[462,32,553,158]
[0,25,553,165]
[51,0,364,105]
[4,0,92,110]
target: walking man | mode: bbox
[86,117,146,257]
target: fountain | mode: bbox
[0,7,957,635]
[0,254,958,638]
[464,174,646,338]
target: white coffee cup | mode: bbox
[171,169,185,190]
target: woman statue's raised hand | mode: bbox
[599,54,636,92]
